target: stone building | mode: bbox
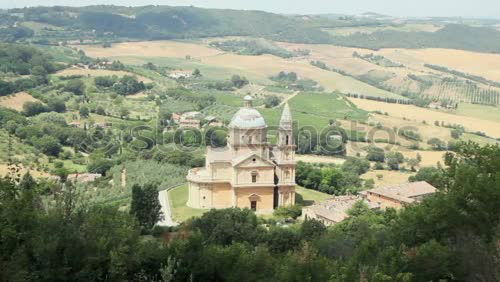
[302,181,437,225]
[187,96,296,214]
[359,181,436,209]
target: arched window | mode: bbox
[285,135,289,145]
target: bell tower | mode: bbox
[277,103,294,161]
[275,103,296,207]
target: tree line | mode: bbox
[0,142,498,281]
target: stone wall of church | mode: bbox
[234,167,275,186]
[235,187,275,214]
[210,162,232,181]
[212,183,233,208]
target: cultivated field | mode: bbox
[295,154,345,164]
[0,92,40,111]
[56,68,153,83]
[378,48,500,82]
[323,23,442,36]
[348,98,500,138]
[77,41,402,98]
[361,170,416,188]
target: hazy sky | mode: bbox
[2,0,500,18]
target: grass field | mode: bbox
[454,103,500,123]
[295,186,332,205]
[348,98,500,138]
[168,184,208,222]
[0,92,40,111]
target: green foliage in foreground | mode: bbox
[0,142,499,281]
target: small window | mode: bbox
[285,135,289,145]
[252,158,256,162]
[251,201,257,211]
[251,171,258,183]
[203,196,206,200]
[249,136,252,143]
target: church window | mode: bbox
[251,171,258,183]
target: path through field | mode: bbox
[157,189,178,226]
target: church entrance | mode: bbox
[273,186,279,209]
[250,201,257,211]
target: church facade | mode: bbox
[187,96,296,214]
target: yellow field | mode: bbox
[56,68,153,83]
[378,48,500,82]
[348,98,500,138]
[77,41,222,59]
[324,23,441,36]
[0,164,50,178]
[77,41,401,98]
[296,154,345,164]
[0,92,40,111]
[361,170,415,188]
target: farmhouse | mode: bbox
[187,96,296,214]
[302,196,377,226]
[168,70,192,79]
[177,111,202,129]
[360,181,437,209]
[303,181,437,225]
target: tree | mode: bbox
[87,156,114,175]
[300,218,326,239]
[192,68,201,77]
[79,105,90,118]
[95,105,106,115]
[366,146,385,162]
[406,158,421,171]
[341,157,370,175]
[428,138,447,151]
[119,107,130,119]
[130,183,163,232]
[65,79,86,95]
[264,95,281,108]
[450,129,463,139]
[231,75,249,88]
[386,151,405,170]
[33,135,62,156]
[23,101,48,116]
[408,166,444,187]
[273,205,302,219]
[191,208,262,245]
[48,99,66,113]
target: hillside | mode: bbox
[4,5,332,44]
[331,24,500,53]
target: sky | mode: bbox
[1,0,500,19]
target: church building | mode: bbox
[187,96,296,214]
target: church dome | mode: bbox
[229,108,267,129]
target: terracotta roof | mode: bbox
[306,196,377,223]
[366,181,437,203]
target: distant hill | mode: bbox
[5,5,332,43]
[2,6,500,53]
[330,24,500,53]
